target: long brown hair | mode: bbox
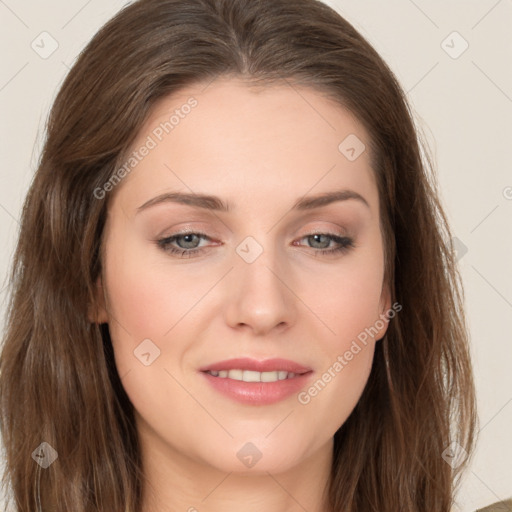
[0,0,478,510]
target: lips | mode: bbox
[198,357,314,405]
[198,357,312,374]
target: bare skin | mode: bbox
[91,77,391,512]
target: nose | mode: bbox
[223,242,298,336]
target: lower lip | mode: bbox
[200,371,314,405]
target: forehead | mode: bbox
[109,77,378,215]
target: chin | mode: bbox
[199,437,307,475]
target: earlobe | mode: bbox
[87,277,109,324]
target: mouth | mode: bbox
[203,369,310,382]
[198,358,314,405]
[199,356,312,375]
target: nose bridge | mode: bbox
[235,233,287,297]
[224,232,296,333]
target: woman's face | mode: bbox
[94,77,391,475]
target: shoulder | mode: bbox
[474,498,512,511]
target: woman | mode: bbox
[1,0,504,510]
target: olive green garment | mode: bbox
[476,499,512,511]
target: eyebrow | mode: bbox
[136,189,370,213]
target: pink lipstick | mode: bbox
[199,357,313,405]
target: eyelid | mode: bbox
[156,224,218,239]
[299,225,350,236]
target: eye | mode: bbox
[294,232,355,256]
[156,231,211,258]
[155,230,355,258]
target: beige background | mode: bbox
[0,1,511,510]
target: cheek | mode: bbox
[297,265,382,428]
[299,340,375,441]
[305,249,385,421]
[101,244,194,428]
[100,230,195,389]
[301,252,385,349]
[103,232,194,339]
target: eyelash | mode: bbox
[156,230,355,258]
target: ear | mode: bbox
[375,281,392,341]
[380,281,392,317]
[88,276,109,324]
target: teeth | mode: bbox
[206,369,299,382]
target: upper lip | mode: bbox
[199,357,312,374]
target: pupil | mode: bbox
[180,234,198,248]
[312,234,328,248]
